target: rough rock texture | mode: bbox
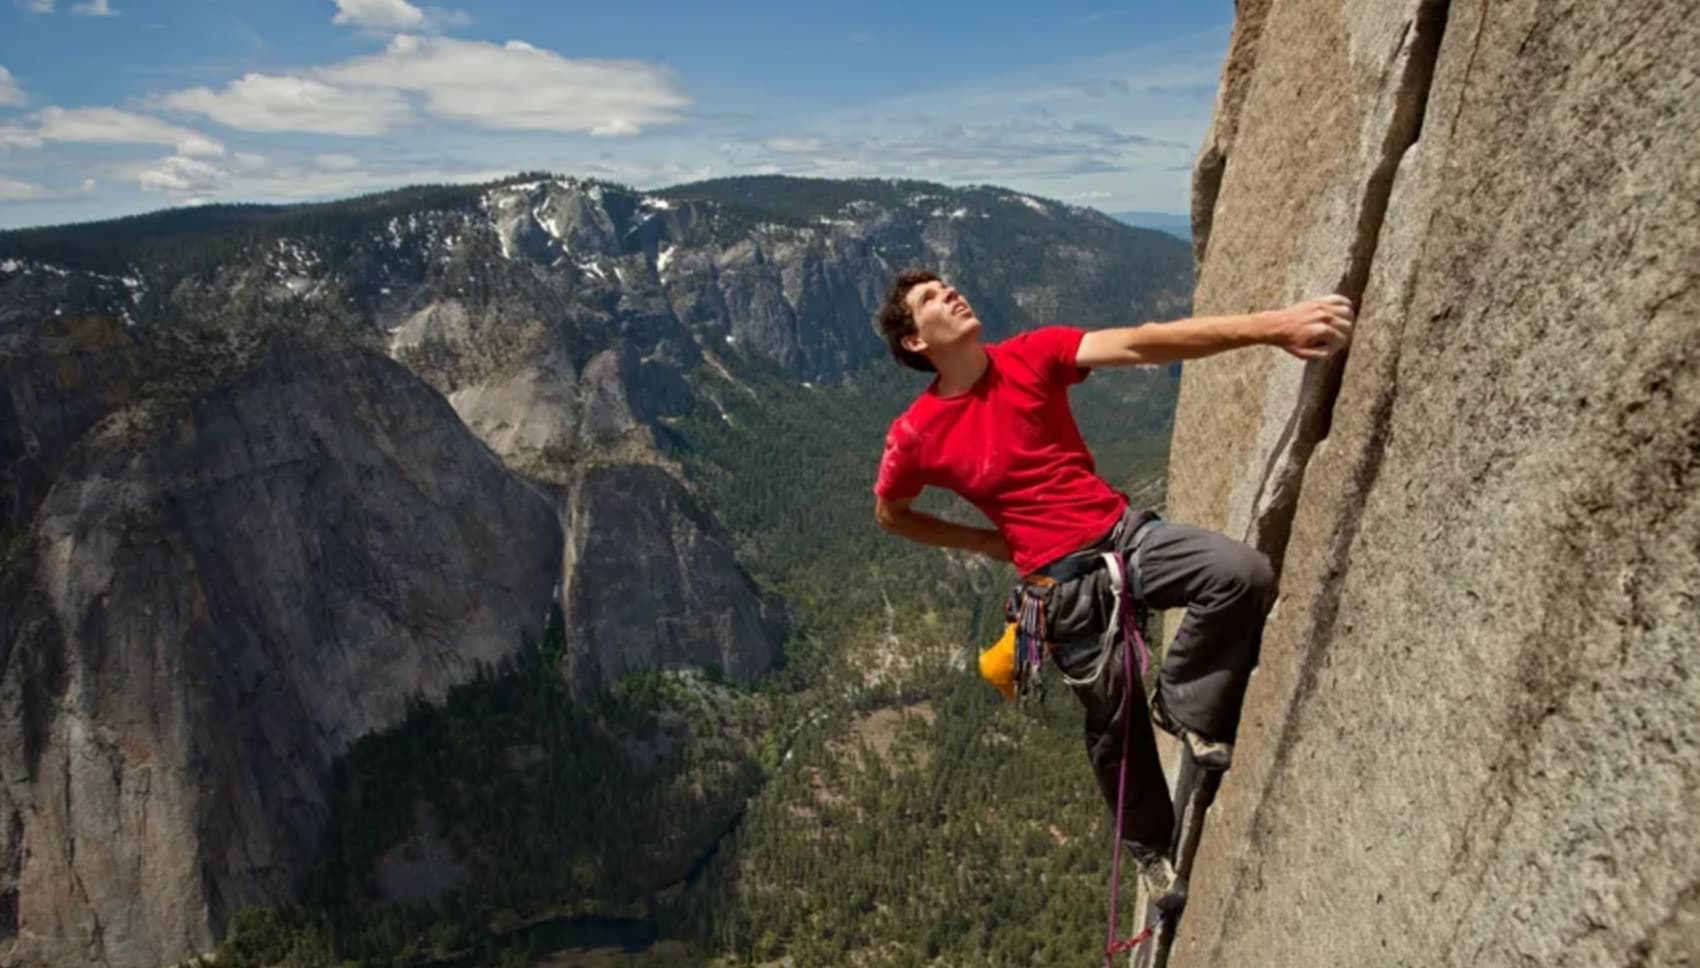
[1166,1,1700,966]
[0,332,563,968]
[0,263,137,334]
[0,315,145,530]
[1188,0,1272,269]
[559,464,784,696]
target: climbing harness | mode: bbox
[999,514,1161,703]
[1060,542,1154,688]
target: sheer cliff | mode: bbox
[1164,1,1699,965]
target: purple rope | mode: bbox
[1104,595,1153,964]
[1117,574,1151,680]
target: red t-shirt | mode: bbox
[873,326,1128,575]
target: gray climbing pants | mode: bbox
[1039,506,1276,852]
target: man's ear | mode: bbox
[900,332,927,355]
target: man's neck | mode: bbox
[932,343,990,397]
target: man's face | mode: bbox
[902,278,981,357]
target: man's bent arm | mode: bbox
[875,496,1012,563]
[1076,295,1355,368]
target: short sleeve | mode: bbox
[1016,325,1091,387]
[873,420,925,501]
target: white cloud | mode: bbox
[137,154,227,194]
[128,150,513,202]
[726,118,1176,185]
[762,137,824,154]
[0,125,43,148]
[331,0,423,30]
[135,151,279,196]
[314,152,361,170]
[160,35,691,138]
[0,66,25,107]
[80,177,96,192]
[28,106,225,155]
[161,73,412,136]
[589,119,639,138]
[0,175,50,199]
[71,0,117,15]
[322,36,690,134]
[17,0,54,12]
[330,0,468,33]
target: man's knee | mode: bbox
[1211,539,1277,609]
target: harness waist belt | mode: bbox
[1026,553,1104,585]
[1023,513,1161,587]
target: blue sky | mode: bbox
[0,0,1233,229]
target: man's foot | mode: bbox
[1128,846,1188,914]
[1150,691,1233,771]
[1181,728,1233,771]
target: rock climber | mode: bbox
[870,269,1354,911]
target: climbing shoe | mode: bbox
[1129,846,1188,914]
[1150,690,1233,771]
[1181,729,1233,771]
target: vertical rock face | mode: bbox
[1168,1,1700,967]
[0,315,145,530]
[559,464,784,696]
[0,332,563,968]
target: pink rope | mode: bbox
[1106,923,1157,959]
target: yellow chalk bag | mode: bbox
[978,622,1020,701]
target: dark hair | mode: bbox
[876,269,939,373]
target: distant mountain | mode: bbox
[1111,209,1193,240]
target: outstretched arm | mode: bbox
[1076,295,1356,368]
[874,495,1013,563]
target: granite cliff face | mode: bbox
[560,464,784,696]
[1166,1,1699,965]
[0,325,563,968]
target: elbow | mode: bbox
[874,499,906,533]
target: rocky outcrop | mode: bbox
[0,330,562,968]
[1166,1,1699,966]
[559,464,784,696]
[0,262,138,335]
[0,315,145,530]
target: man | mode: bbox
[870,269,1354,910]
